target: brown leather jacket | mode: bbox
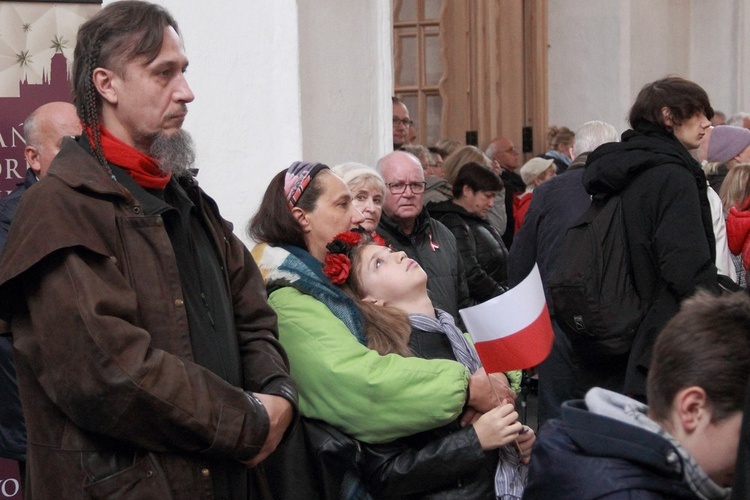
[0,137,297,499]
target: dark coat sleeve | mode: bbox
[360,426,489,496]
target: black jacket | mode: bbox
[377,211,471,319]
[361,327,496,499]
[0,169,35,462]
[428,200,508,302]
[583,123,719,397]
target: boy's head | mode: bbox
[647,291,750,486]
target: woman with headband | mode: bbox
[249,163,503,492]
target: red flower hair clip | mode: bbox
[323,230,386,284]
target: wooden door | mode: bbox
[393,0,547,156]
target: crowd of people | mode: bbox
[0,1,748,499]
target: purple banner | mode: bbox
[0,459,21,500]
[0,3,100,197]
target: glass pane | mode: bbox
[424,28,442,86]
[426,94,442,147]
[400,94,418,122]
[395,30,418,87]
[395,0,417,22]
[424,0,443,20]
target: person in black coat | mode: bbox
[583,76,720,400]
[508,120,621,427]
[428,162,509,303]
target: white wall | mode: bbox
[547,0,631,134]
[297,1,392,168]
[548,0,746,136]
[102,0,392,245]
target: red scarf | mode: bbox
[86,125,171,189]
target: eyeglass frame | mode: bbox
[392,117,414,128]
[386,181,427,194]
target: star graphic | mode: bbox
[22,23,31,33]
[50,35,68,53]
[16,50,31,67]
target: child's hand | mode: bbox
[516,425,536,464]
[472,400,522,450]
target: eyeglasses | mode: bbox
[387,181,426,194]
[393,117,413,128]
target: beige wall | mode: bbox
[548,0,744,135]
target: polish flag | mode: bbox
[459,264,553,373]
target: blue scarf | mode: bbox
[254,243,366,345]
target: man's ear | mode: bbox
[24,146,41,177]
[674,386,710,433]
[291,207,311,233]
[461,184,473,199]
[92,67,119,105]
[661,107,674,128]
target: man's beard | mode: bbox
[149,130,196,176]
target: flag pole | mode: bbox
[484,370,525,459]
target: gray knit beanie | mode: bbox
[707,125,750,163]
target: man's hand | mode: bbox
[241,393,293,467]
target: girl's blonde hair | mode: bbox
[719,163,750,213]
[442,145,493,184]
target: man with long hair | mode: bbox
[0,2,297,497]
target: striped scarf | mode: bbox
[409,309,528,499]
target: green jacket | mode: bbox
[267,286,470,443]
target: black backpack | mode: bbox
[548,192,645,363]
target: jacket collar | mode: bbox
[47,136,133,203]
[379,208,431,242]
[427,199,484,223]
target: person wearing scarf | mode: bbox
[581,76,720,400]
[249,164,482,445]
[0,4,297,498]
[319,231,533,499]
[525,291,749,499]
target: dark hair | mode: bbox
[392,96,403,106]
[629,76,714,131]
[452,162,502,198]
[247,169,328,249]
[647,291,750,423]
[428,146,448,158]
[72,1,179,167]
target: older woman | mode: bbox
[248,162,500,447]
[331,162,385,232]
[441,145,507,237]
[429,162,509,302]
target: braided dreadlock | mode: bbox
[71,1,180,172]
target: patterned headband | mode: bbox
[284,161,329,209]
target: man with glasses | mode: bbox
[392,96,413,150]
[376,151,470,320]
[486,136,525,247]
